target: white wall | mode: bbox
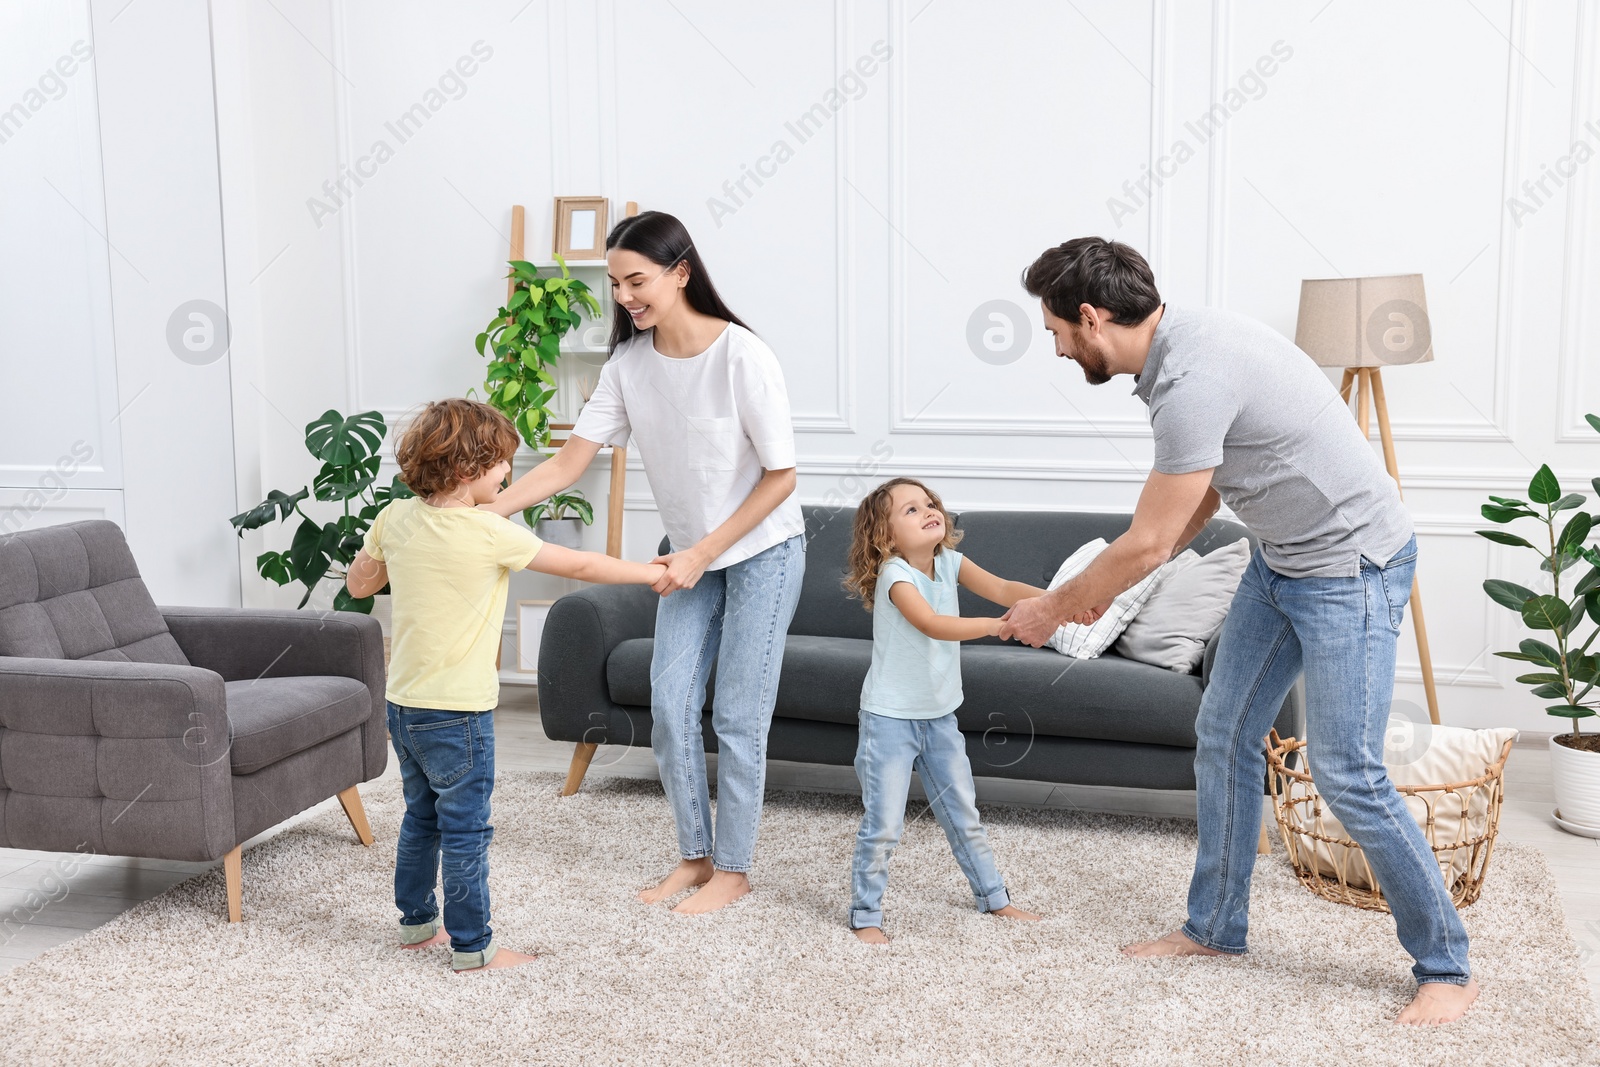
[49,0,1600,735]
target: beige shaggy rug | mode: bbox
[2,771,1598,1066]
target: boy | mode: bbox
[347,398,665,972]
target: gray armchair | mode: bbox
[0,520,387,920]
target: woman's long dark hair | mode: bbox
[605,210,751,351]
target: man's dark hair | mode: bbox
[1022,237,1162,326]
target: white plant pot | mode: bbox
[1550,733,1600,833]
[537,517,584,550]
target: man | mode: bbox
[999,237,1477,1026]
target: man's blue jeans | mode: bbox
[387,702,498,970]
[849,710,1010,929]
[1184,535,1471,986]
[649,534,805,873]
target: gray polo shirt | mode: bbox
[1134,304,1413,578]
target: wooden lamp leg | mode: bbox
[562,742,598,796]
[1258,821,1272,855]
[223,845,243,923]
[337,785,375,845]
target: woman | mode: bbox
[488,211,805,915]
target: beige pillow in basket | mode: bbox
[1303,717,1518,891]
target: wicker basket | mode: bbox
[1265,728,1513,912]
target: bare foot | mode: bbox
[853,926,890,944]
[1121,928,1230,959]
[992,905,1041,922]
[400,928,449,950]
[637,857,714,904]
[457,947,538,973]
[1396,978,1479,1025]
[671,869,750,915]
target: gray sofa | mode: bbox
[540,506,1301,797]
[0,520,387,920]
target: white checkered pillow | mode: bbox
[1044,539,1170,658]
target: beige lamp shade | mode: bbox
[1294,274,1434,368]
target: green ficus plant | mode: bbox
[1478,412,1600,744]
[475,256,602,451]
[230,409,414,613]
[523,490,594,529]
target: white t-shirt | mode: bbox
[571,322,804,571]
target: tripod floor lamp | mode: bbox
[1295,274,1442,726]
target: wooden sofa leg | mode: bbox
[224,845,243,923]
[338,785,375,846]
[562,742,598,796]
[1257,820,1272,855]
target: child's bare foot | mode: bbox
[992,905,1040,921]
[671,869,750,914]
[400,928,449,950]
[637,857,714,904]
[853,926,890,945]
[1396,978,1479,1025]
[457,947,537,973]
[1121,928,1230,958]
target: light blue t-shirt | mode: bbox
[859,549,965,719]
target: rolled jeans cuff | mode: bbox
[1415,974,1473,988]
[398,918,440,945]
[849,908,884,931]
[1180,921,1248,956]
[977,886,1011,914]
[451,938,499,971]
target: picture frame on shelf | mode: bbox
[553,196,608,260]
[514,599,556,674]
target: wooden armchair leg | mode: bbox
[562,742,598,796]
[224,845,243,923]
[1257,820,1272,855]
[338,785,375,846]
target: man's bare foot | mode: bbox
[671,869,750,914]
[400,928,449,950]
[457,947,537,973]
[1121,928,1231,958]
[853,926,889,944]
[992,905,1041,922]
[1396,978,1479,1025]
[637,858,714,904]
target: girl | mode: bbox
[488,211,805,915]
[842,477,1043,943]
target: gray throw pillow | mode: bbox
[1112,538,1251,673]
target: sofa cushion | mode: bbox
[0,520,188,665]
[225,676,372,775]
[605,635,1204,748]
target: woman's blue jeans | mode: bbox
[388,702,497,969]
[1183,535,1472,986]
[649,534,805,873]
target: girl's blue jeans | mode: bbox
[1184,535,1471,986]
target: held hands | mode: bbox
[998,595,1116,646]
[650,548,710,596]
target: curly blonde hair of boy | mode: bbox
[843,477,963,611]
[395,398,521,498]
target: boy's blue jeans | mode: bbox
[1184,535,1472,986]
[387,701,498,971]
[649,534,805,873]
[849,710,1010,929]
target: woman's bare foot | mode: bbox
[400,928,449,950]
[637,857,714,904]
[853,926,890,944]
[671,869,750,914]
[1396,978,1479,1025]
[457,947,538,973]
[1121,928,1230,958]
[992,905,1041,922]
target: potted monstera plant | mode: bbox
[229,409,413,616]
[523,490,594,549]
[1478,412,1600,835]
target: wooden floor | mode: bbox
[3,685,1598,1014]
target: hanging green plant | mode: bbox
[475,255,603,451]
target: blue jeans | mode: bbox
[387,702,498,970]
[1184,535,1471,986]
[650,534,805,873]
[849,710,1010,929]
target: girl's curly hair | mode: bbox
[395,398,520,499]
[843,477,963,611]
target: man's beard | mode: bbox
[1075,347,1111,385]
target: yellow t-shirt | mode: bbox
[363,497,543,712]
